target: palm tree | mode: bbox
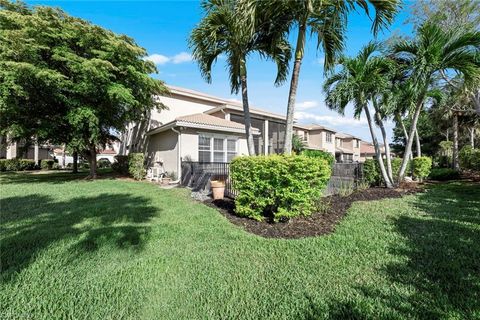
[266,0,400,155]
[392,22,480,180]
[324,42,394,188]
[189,0,291,156]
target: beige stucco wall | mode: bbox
[308,130,335,155]
[153,94,220,124]
[146,129,178,174]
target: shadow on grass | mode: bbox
[1,192,159,283]
[0,169,117,185]
[303,182,480,319]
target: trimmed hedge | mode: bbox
[412,156,432,181]
[301,149,335,166]
[0,159,36,171]
[40,159,55,170]
[112,155,129,174]
[429,168,460,181]
[230,155,331,221]
[128,153,145,180]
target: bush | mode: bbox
[97,159,111,169]
[412,156,432,181]
[41,159,55,170]
[459,145,480,170]
[429,168,460,181]
[301,149,335,166]
[362,159,380,186]
[112,155,129,174]
[52,163,61,170]
[230,155,331,221]
[128,153,145,180]
[0,159,36,171]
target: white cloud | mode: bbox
[145,54,170,65]
[296,100,319,110]
[172,52,192,64]
[145,51,192,65]
[295,111,367,127]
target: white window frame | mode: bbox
[326,132,332,143]
[198,132,239,163]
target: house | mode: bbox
[334,132,361,163]
[360,141,386,162]
[1,138,52,163]
[120,85,365,177]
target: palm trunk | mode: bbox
[240,60,255,156]
[283,23,306,155]
[396,112,413,165]
[453,112,459,170]
[72,151,78,173]
[415,129,421,157]
[364,106,393,188]
[375,108,393,184]
[88,144,97,179]
[473,90,480,116]
[398,100,423,181]
[469,127,475,148]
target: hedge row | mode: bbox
[0,159,36,171]
[230,155,331,221]
[362,157,431,185]
[459,146,480,170]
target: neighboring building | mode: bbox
[1,139,52,162]
[360,141,386,162]
[335,132,362,163]
[119,85,367,177]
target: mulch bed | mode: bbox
[204,187,421,239]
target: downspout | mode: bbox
[171,127,182,183]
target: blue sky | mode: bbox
[28,0,415,142]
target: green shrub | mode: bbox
[230,155,331,222]
[429,168,460,181]
[472,149,480,170]
[412,156,432,181]
[52,163,61,170]
[112,155,129,174]
[301,149,335,166]
[459,145,480,170]
[0,159,36,171]
[362,159,380,186]
[41,159,55,170]
[128,153,145,180]
[97,159,111,169]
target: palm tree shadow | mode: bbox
[302,183,480,319]
[1,193,160,283]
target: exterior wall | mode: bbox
[308,130,335,155]
[146,129,179,175]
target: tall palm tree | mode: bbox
[189,0,291,156]
[266,0,400,155]
[324,42,394,188]
[392,22,480,180]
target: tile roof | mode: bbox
[175,113,260,132]
[294,123,337,132]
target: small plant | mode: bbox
[128,153,145,180]
[412,156,432,182]
[52,163,61,170]
[112,155,129,174]
[315,197,331,214]
[337,180,355,197]
[40,159,55,170]
[165,171,178,181]
[356,180,370,191]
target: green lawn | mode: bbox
[1,172,479,320]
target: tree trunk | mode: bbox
[398,100,423,181]
[88,144,97,179]
[396,112,413,165]
[415,129,421,157]
[283,23,306,155]
[364,106,393,188]
[375,109,393,184]
[72,151,78,173]
[240,60,256,156]
[62,144,66,168]
[469,127,475,148]
[453,112,459,170]
[473,89,480,116]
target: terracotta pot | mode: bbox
[211,180,225,200]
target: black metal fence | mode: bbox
[181,160,363,198]
[181,161,237,198]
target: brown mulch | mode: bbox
[204,187,421,239]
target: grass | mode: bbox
[1,171,479,320]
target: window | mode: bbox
[198,135,237,163]
[199,136,211,162]
[326,132,332,143]
[213,138,224,162]
[355,139,359,148]
[227,139,236,161]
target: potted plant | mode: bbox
[210,180,225,200]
